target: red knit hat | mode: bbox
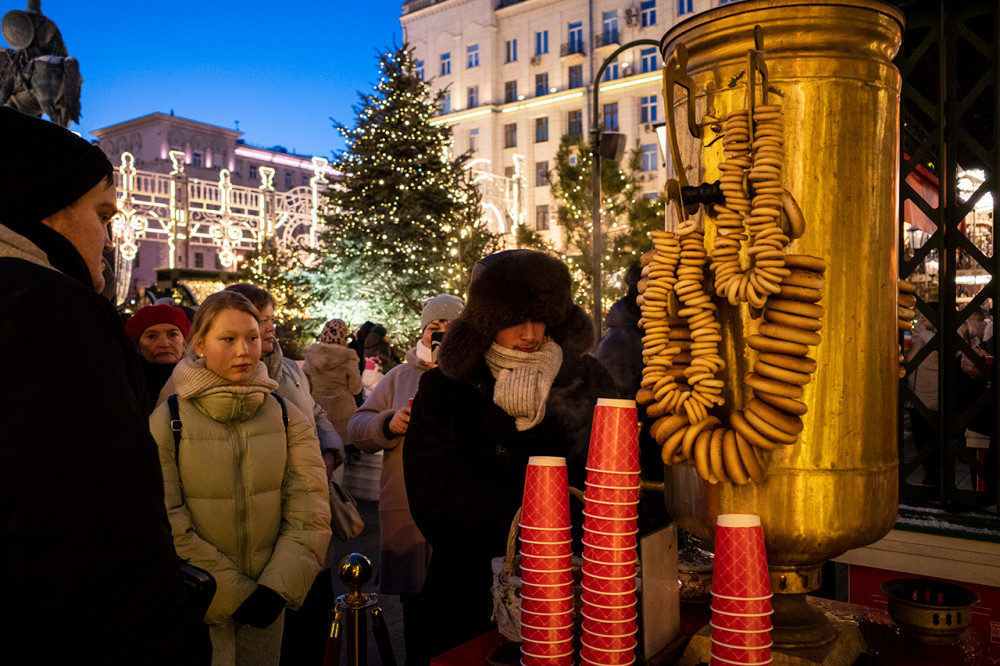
[125,305,191,341]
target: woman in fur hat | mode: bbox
[403,251,616,663]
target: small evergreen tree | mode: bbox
[312,45,498,338]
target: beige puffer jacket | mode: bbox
[303,342,362,443]
[150,358,332,625]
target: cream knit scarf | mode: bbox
[484,338,563,431]
[173,357,279,400]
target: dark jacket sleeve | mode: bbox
[0,265,210,664]
[403,369,519,556]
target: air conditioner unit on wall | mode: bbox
[624,7,640,26]
[530,55,542,66]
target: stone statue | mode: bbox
[1,1,81,127]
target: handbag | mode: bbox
[329,477,365,541]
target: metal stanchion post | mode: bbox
[328,553,397,666]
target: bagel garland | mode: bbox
[636,101,832,485]
[897,278,917,377]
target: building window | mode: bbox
[568,110,583,137]
[194,252,204,268]
[191,151,203,168]
[440,52,451,76]
[604,57,619,82]
[603,102,619,131]
[535,160,548,187]
[467,44,479,68]
[568,64,583,89]
[415,59,425,80]
[640,95,658,123]
[302,174,309,186]
[468,85,479,108]
[214,253,224,270]
[535,72,549,97]
[535,30,549,56]
[505,165,517,180]
[535,117,549,143]
[536,205,550,231]
[603,11,619,44]
[641,47,659,73]
[285,172,292,188]
[643,0,658,25]
[247,164,257,181]
[506,38,518,63]
[440,92,451,114]
[568,21,584,54]
[505,80,518,103]
[641,143,658,171]
[469,128,479,153]
[504,123,517,148]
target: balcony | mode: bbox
[593,31,621,57]
[560,41,586,65]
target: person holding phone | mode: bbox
[347,293,464,664]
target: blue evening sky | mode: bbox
[2,1,404,159]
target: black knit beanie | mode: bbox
[0,107,113,231]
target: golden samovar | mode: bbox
[657,0,904,654]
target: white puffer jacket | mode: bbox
[149,358,332,625]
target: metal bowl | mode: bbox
[880,578,980,645]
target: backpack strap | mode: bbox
[271,392,288,433]
[167,394,183,462]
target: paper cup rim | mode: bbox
[709,621,774,633]
[520,647,575,659]
[520,620,574,631]
[528,456,567,467]
[582,554,638,565]
[520,566,574,574]
[709,650,772,665]
[519,593,574,603]
[712,592,774,601]
[583,510,638,520]
[586,466,641,475]
[581,635,639,650]
[519,523,572,531]
[596,398,637,408]
[581,586,637,599]
[716,513,762,528]
[519,537,573,545]
[583,526,639,536]
[579,658,637,666]
[711,607,775,618]
[582,539,638,551]
[711,638,774,650]
[580,607,638,622]
[585,482,642,491]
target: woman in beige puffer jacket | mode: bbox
[149,291,331,666]
[303,318,363,443]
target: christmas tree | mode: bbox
[313,45,498,339]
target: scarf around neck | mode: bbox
[484,338,563,431]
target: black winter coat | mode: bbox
[403,351,616,659]
[0,225,210,665]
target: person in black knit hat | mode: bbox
[402,249,616,664]
[0,108,211,664]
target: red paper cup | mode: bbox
[521,624,573,644]
[580,643,636,665]
[581,587,637,610]
[586,469,641,488]
[587,398,640,473]
[710,624,773,649]
[520,553,573,571]
[710,642,772,665]
[581,603,637,624]
[582,631,638,652]
[711,593,773,615]
[520,640,574,659]
[520,538,573,557]
[582,531,637,551]
[520,595,573,615]
[583,497,639,518]
[582,616,638,637]
[522,457,570,529]
[519,524,571,541]
[713,514,771,599]
[521,611,574,630]
[584,515,638,536]
[521,653,573,666]
[582,560,636,582]
[583,549,637,566]
[710,610,773,633]
[522,581,572,600]
[409,398,413,408]
[522,567,574,587]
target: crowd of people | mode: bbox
[1,107,650,665]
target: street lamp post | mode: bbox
[591,39,660,337]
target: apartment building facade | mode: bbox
[400,0,734,249]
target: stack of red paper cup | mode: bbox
[709,514,773,665]
[519,456,574,666]
[580,398,641,666]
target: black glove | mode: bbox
[232,585,286,628]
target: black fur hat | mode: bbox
[438,249,595,380]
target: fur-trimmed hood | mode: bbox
[438,250,594,380]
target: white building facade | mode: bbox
[401,0,731,249]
